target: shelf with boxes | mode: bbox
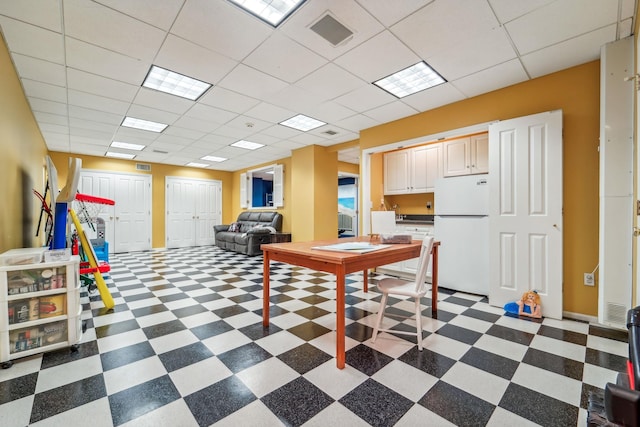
[0,249,82,368]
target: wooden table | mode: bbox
[261,236,440,369]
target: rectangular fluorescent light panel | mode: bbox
[228,0,306,26]
[187,162,209,168]
[111,141,145,151]
[143,65,211,101]
[231,140,264,150]
[374,61,446,98]
[106,151,136,160]
[279,114,326,132]
[201,155,227,162]
[122,117,168,133]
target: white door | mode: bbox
[488,110,563,319]
[79,171,152,254]
[195,180,221,246]
[166,178,196,248]
[78,172,115,251]
[166,177,222,248]
[114,175,151,253]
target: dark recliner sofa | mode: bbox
[213,211,283,256]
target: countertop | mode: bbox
[395,214,434,225]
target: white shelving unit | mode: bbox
[0,251,82,368]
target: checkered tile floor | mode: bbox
[0,246,628,426]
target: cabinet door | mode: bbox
[470,134,489,174]
[443,137,470,177]
[384,150,410,194]
[410,146,429,193]
[424,143,442,192]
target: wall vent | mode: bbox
[310,13,353,46]
[136,163,151,171]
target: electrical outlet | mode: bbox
[584,273,595,286]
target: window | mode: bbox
[240,164,283,209]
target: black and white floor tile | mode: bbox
[0,246,628,426]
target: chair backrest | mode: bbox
[413,236,435,294]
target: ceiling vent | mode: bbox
[153,149,168,154]
[310,13,353,46]
[323,130,338,136]
[136,163,151,171]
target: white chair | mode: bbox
[371,236,435,350]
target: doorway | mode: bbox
[338,173,358,237]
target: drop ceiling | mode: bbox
[0,0,635,171]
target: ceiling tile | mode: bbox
[28,97,68,115]
[334,84,396,112]
[391,0,498,60]
[184,103,238,125]
[357,0,434,27]
[198,87,261,114]
[506,0,618,55]
[153,34,238,85]
[67,89,130,116]
[295,63,367,101]
[399,83,466,113]
[333,30,421,82]
[125,104,181,125]
[0,0,61,32]
[21,79,67,103]
[451,59,529,98]
[244,32,328,83]
[171,0,271,61]
[12,54,66,86]
[68,105,123,126]
[92,0,184,30]
[333,114,380,133]
[521,25,616,78]
[65,38,150,85]
[245,102,296,124]
[218,64,289,100]
[364,100,419,124]
[64,0,165,61]
[132,88,193,115]
[488,0,555,23]
[67,69,138,102]
[0,17,64,64]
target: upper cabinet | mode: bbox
[442,133,488,177]
[384,143,442,195]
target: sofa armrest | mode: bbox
[214,224,229,233]
[246,227,271,235]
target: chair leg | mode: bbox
[371,293,388,343]
[415,298,423,351]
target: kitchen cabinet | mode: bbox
[443,133,488,177]
[384,143,442,195]
[376,224,434,282]
[0,252,82,367]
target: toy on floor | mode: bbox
[504,290,542,318]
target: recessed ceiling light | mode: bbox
[105,151,136,160]
[201,155,227,162]
[231,140,264,150]
[228,0,306,26]
[142,65,211,101]
[110,141,145,151]
[187,162,209,168]
[279,114,326,132]
[373,61,446,98]
[122,117,168,133]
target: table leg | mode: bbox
[431,244,438,317]
[263,251,271,327]
[363,269,368,293]
[336,265,346,369]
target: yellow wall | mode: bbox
[361,61,600,316]
[0,32,49,253]
[290,145,338,241]
[48,152,233,248]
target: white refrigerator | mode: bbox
[434,174,489,295]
